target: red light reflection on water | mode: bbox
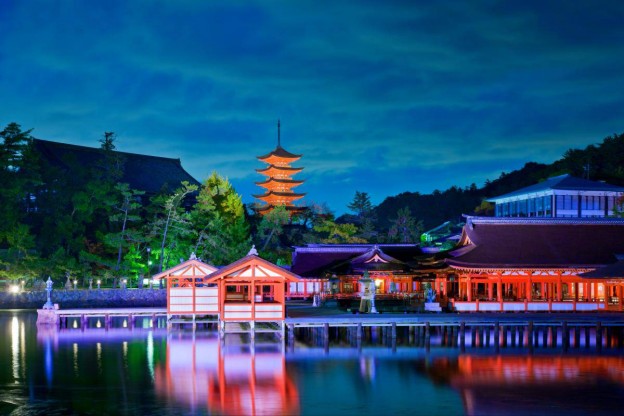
[154,336,299,416]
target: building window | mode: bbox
[544,196,552,216]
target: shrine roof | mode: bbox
[33,139,200,194]
[255,178,304,186]
[580,260,624,278]
[256,165,303,173]
[291,244,423,277]
[204,254,301,282]
[253,191,306,198]
[487,174,624,201]
[257,146,301,160]
[447,216,624,269]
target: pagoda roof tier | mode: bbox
[256,204,306,213]
[253,191,306,202]
[255,178,304,188]
[446,216,624,270]
[256,165,303,177]
[257,146,301,162]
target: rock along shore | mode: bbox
[0,289,166,309]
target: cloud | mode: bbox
[1,0,624,214]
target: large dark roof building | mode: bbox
[291,243,436,278]
[32,139,200,195]
[447,216,624,271]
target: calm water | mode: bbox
[1,311,624,416]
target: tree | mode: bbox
[257,205,290,252]
[474,200,495,216]
[150,181,198,273]
[313,219,367,244]
[191,172,250,265]
[0,123,39,281]
[347,191,373,217]
[387,207,422,243]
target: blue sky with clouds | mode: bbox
[1,0,624,215]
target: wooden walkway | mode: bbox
[42,307,624,343]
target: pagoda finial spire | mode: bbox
[277,119,281,148]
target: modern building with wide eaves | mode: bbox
[487,174,624,218]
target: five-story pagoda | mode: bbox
[254,120,305,215]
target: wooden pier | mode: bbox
[41,307,167,329]
[284,313,624,351]
[38,305,624,350]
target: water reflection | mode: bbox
[442,355,624,416]
[1,312,623,415]
[11,316,20,380]
[154,334,299,415]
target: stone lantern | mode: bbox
[359,271,378,314]
[42,277,54,310]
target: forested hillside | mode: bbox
[373,132,624,231]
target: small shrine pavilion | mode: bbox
[444,216,624,312]
[254,120,305,215]
[151,254,219,316]
[160,249,303,332]
[203,248,302,324]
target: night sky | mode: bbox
[2,1,624,215]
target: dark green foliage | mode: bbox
[376,132,624,230]
[2,121,623,283]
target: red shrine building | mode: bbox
[254,120,305,215]
[444,216,624,312]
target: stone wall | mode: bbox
[0,289,167,309]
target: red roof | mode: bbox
[255,178,304,186]
[257,146,301,160]
[447,217,624,270]
[256,165,303,173]
[253,191,306,200]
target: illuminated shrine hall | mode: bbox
[444,216,624,312]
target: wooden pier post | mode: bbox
[494,323,500,350]
[596,322,602,350]
[502,325,508,347]
[391,322,397,339]
[459,322,466,349]
[470,326,476,347]
[562,321,569,351]
[288,323,295,345]
[323,323,330,352]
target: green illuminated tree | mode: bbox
[191,172,250,265]
[151,181,198,273]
